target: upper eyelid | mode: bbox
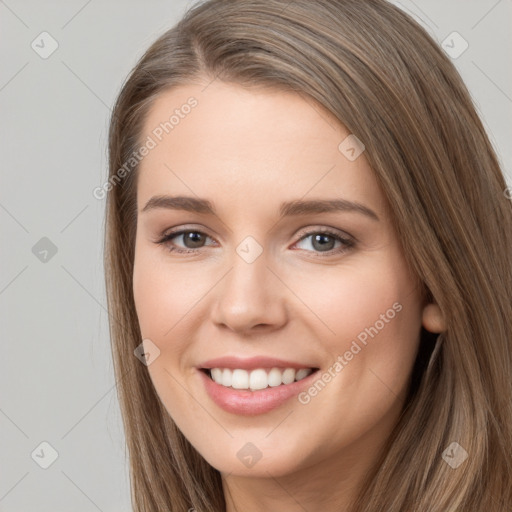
[160,224,353,239]
[155,226,356,260]
[159,225,354,247]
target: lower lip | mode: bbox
[198,369,319,416]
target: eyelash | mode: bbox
[154,226,355,258]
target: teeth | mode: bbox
[211,368,223,382]
[295,368,312,380]
[221,368,232,387]
[249,368,268,390]
[231,369,249,389]
[208,367,314,390]
[282,368,295,385]
[267,368,283,387]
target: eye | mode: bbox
[292,228,355,257]
[155,228,216,254]
[154,226,355,257]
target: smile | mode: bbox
[198,366,320,415]
[205,367,315,391]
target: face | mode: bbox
[132,80,432,482]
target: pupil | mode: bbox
[182,232,335,251]
[185,231,204,248]
[313,234,334,251]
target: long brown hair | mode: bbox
[104,0,512,509]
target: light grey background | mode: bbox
[1,0,510,510]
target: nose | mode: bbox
[210,245,288,334]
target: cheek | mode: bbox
[292,254,423,395]
[133,246,210,339]
[132,250,209,416]
[284,262,423,456]
[294,257,419,343]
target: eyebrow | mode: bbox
[141,195,379,221]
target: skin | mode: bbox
[132,79,445,511]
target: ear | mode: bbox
[422,302,446,333]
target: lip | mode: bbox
[199,355,317,371]
[197,367,320,416]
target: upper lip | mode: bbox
[199,356,318,371]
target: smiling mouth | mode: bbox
[200,367,320,391]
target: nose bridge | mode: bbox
[211,233,287,332]
[230,236,269,295]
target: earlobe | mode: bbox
[422,303,446,333]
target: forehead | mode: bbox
[136,81,387,218]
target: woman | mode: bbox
[103,0,512,510]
